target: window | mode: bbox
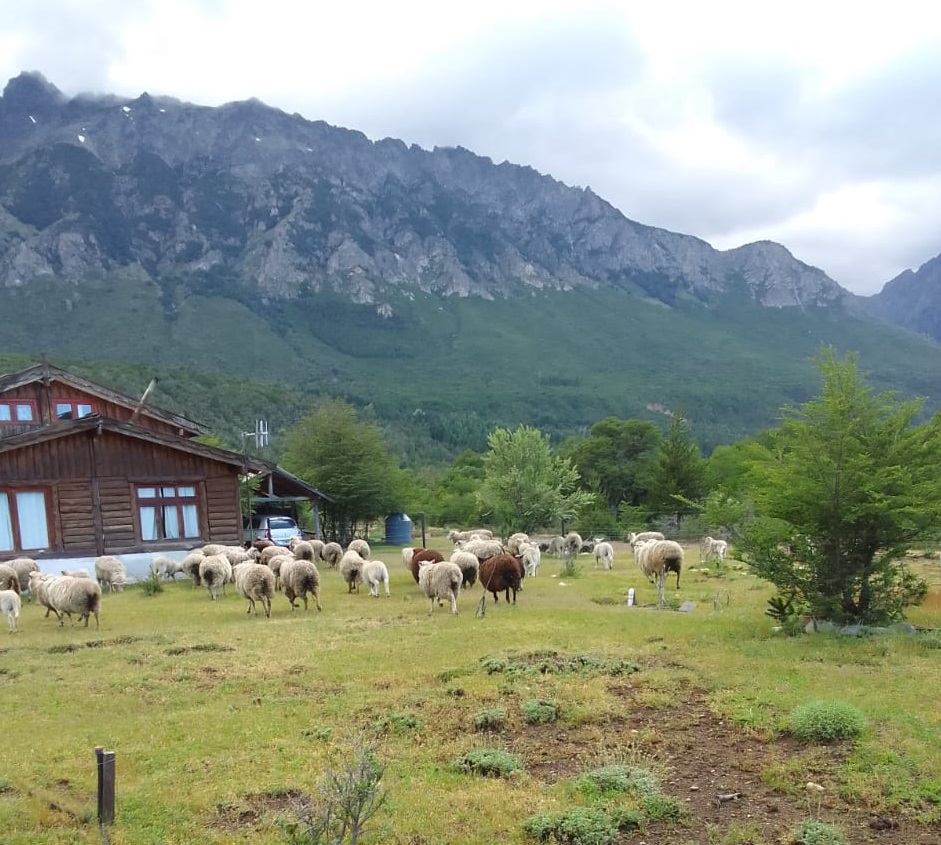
[136,485,200,541]
[0,400,37,424]
[54,400,95,420]
[0,488,50,551]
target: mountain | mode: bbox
[862,252,941,341]
[2,70,941,457]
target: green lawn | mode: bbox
[2,542,940,844]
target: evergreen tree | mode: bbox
[740,350,941,624]
[646,412,707,527]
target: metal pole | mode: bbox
[96,746,115,826]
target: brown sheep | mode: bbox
[479,554,522,604]
[409,548,445,583]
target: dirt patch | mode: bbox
[212,788,308,833]
[508,684,939,844]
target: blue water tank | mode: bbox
[384,512,413,545]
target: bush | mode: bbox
[140,573,164,596]
[792,819,847,845]
[521,699,558,725]
[474,707,507,731]
[522,807,617,845]
[576,764,661,799]
[790,700,866,743]
[382,712,419,734]
[454,748,522,778]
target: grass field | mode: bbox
[2,542,941,845]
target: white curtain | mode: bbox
[0,493,12,551]
[16,491,49,549]
[163,507,180,539]
[140,506,158,541]
[181,504,198,538]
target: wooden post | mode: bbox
[96,746,116,825]
[419,512,426,549]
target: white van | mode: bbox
[242,514,303,546]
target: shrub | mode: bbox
[789,700,866,743]
[474,707,507,731]
[792,819,847,845]
[522,807,617,845]
[521,699,558,725]
[382,712,419,734]
[576,764,661,799]
[454,748,522,778]
[140,573,164,596]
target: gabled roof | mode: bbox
[0,414,262,470]
[252,460,333,503]
[0,361,207,435]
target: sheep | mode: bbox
[418,560,463,614]
[449,550,480,588]
[233,562,276,617]
[94,556,127,592]
[628,531,665,548]
[321,542,343,568]
[410,548,445,583]
[458,538,505,562]
[61,567,91,578]
[593,541,615,571]
[28,571,56,619]
[561,532,583,570]
[362,559,391,598]
[546,535,565,557]
[505,533,530,556]
[7,558,39,594]
[0,590,21,632]
[635,540,684,608]
[347,538,371,560]
[198,554,232,601]
[290,539,317,561]
[45,575,102,628]
[201,543,227,556]
[701,536,728,565]
[479,554,523,604]
[518,543,541,578]
[221,545,253,568]
[259,545,288,567]
[447,528,493,544]
[279,559,322,611]
[266,553,294,591]
[339,550,366,593]
[180,551,205,587]
[150,556,183,580]
[0,564,22,593]
[402,547,415,569]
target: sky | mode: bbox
[2,0,941,296]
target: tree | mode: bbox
[281,400,404,542]
[740,350,941,624]
[646,412,707,527]
[565,417,661,517]
[477,425,594,534]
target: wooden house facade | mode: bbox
[0,362,261,559]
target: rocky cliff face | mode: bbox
[0,71,849,309]
[862,253,941,341]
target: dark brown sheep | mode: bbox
[479,554,522,604]
[410,548,445,583]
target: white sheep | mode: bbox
[45,575,102,628]
[518,543,541,577]
[259,545,288,567]
[458,538,504,562]
[0,590,21,632]
[505,533,530,556]
[201,543,227,556]
[233,562,276,617]
[347,538,371,559]
[94,556,127,592]
[289,539,316,561]
[362,559,391,598]
[561,532,583,569]
[266,553,294,591]
[547,535,565,557]
[61,567,92,578]
[150,555,183,580]
[7,558,39,595]
[28,571,56,619]
[180,551,205,587]
[279,559,322,611]
[321,542,343,568]
[593,541,615,571]
[635,540,683,608]
[198,554,232,601]
[221,545,253,567]
[449,550,480,588]
[339,550,366,593]
[402,547,415,569]
[418,560,463,614]
[628,531,665,548]
[0,564,21,593]
[701,536,728,565]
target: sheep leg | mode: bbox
[263,596,271,618]
[313,589,322,611]
[448,591,458,615]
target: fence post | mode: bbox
[96,746,116,826]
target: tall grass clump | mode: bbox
[789,700,866,743]
[792,818,847,845]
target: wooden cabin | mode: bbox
[0,362,261,559]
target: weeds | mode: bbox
[791,819,846,845]
[474,707,507,731]
[790,700,866,743]
[454,748,523,777]
[521,699,558,725]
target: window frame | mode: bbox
[0,399,39,425]
[53,399,97,420]
[135,483,201,543]
[0,486,52,552]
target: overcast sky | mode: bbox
[2,0,940,295]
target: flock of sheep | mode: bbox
[0,527,729,630]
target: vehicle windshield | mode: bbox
[266,517,296,529]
